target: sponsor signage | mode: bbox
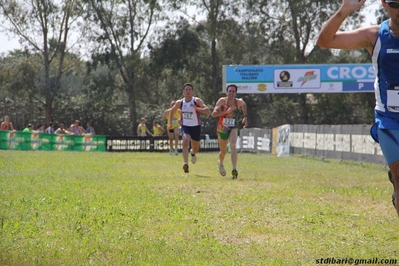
[223,64,375,94]
[0,131,106,151]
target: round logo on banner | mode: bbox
[279,71,290,82]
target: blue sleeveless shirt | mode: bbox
[370,20,399,142]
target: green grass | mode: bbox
[0,151,398,265]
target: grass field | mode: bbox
[0,150,398,266]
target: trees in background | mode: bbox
[0,0,87,124]
[0,0,376,134]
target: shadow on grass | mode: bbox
[194,174,213,178]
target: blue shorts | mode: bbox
[378,128,399,166]
[181,125,201,142]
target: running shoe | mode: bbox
[218,161,226,176]
[190,149,196,164]
[174,149,178,155]
[169,149,173,155]
[232,169,238,179]
[388,170,396,207]
[183,163,189,173]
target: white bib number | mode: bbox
[222,118,235,127]
[183,112,193,120]
[387,86,399,112]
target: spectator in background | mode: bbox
[86,122,95,135]
[1,115,15,131]
[45,122,54,134]
[23,124,34,132]
[36,123,45,133]
[68,120,86,135]
[137,118,153,137]
[55,123,72,135]
[79,122,86,134]
[152,121,165,137]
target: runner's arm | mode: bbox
[169,100,181,129]
[194,98,210,115]
[212,98,226,118]
[316,1,376,53]
[238,99,248,128]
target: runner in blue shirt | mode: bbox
[317,0,399,216]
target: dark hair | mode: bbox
[183,83,194,90]
[226,84,238,92]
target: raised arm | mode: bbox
[316,0,377,53]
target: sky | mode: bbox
[0,2,380,54]
[0,32,20,54]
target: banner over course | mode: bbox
[223,64,374,94]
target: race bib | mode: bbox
[387,85,399,112]
[183,112,193,120]
[222,118,235,127]
[172,119,178,125]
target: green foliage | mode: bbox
[375,5,389,25]
[149,18,202,74]
[265,95,301,126]
[309,93,374,124]
[0,151,397,265]
[0,53,46,129]
[0,0,383,133]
